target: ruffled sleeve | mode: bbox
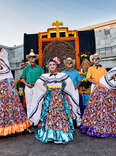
[29,78,47,125]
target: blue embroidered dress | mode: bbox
[29,73,81,143]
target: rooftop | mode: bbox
[78,19,116,31]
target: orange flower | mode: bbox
[63,127,66,132]
[52,110,55,115]
[97,115,100,121]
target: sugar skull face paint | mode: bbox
[65,59,73,68]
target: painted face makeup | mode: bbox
[93,57,100,65]
[66,60,73,68]
[48,61,57,72]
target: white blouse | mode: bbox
[99,67,116,90]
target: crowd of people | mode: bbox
[0,48,115,143]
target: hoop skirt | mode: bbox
[0,78,30,136]
[80,86,116,138]
[0,48,30,136]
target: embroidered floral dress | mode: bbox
[80,67,116,138]
[0,48,30,136]
[29,73,81,143]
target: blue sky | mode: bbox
[0,0,116,46]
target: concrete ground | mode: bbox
[0,130,115,156]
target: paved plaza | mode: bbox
[0,130,115,156]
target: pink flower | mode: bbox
[53,57,60,64]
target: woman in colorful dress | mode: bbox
[0,48,30,136]
[29,58,81,143]
[80,67,116,138]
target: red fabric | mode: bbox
[65,67,73,72]
[31,63,36,68]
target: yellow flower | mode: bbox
[26,61,30,64]
[18,88,24,96]
[81,54,88,58]
[81,78,87,82]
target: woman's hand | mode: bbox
[26,83,34,88]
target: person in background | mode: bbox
[80,67,116,138]
[86,53,107,93]
[21,49,43,120]
[0,48,30,136]
[16,59,30,113]
[79,54,91,116]
[62,57,81,89]
[29,57,81,144]
[62,57,82,117]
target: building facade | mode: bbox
[0,44,24,81]
[78,19,116,69]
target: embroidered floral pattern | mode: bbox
[0,78,30,136]
[36,87,74,143]
[81,86,116,137]
[45,89,73,132]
